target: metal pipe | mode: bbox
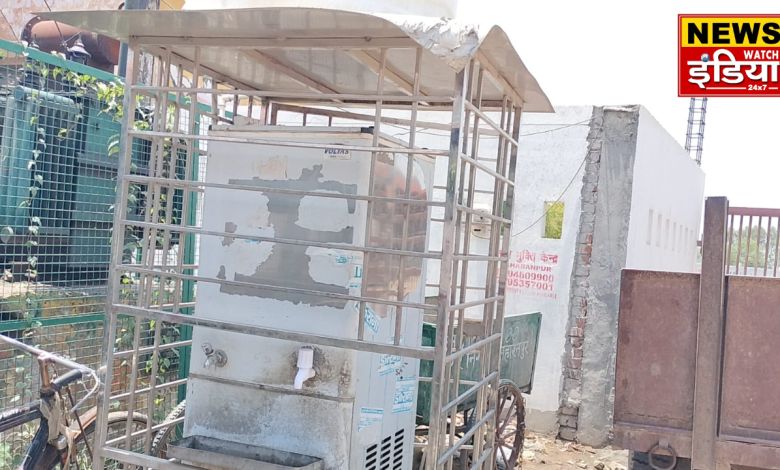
[464,101,520,148]
[118,265,437,312]
[0,334,94,374]
[105,416,186,447]
[15,86,76,106]
[118,219,442,260]
[113,340,193,359]
[118,0,149,78]
[440,371,498,414]
[484,95,509,334]
[459,154,515,186]
[0,334,99,412]
[727,214,735,274]
[444,333,502,365]
[124,42,165,452]
[127,130,449,155]
[744,216,753,275]
[130,86,452,102]
[426,64,469,470]
[355,47,385,342]
[144,62,171,445]
[24,19,120,72]
[774,218,780,277]
[452,67,484,468]
[441,62,475,470]
[764,217,772,276]
[735,216,744,273]
[436,410,496,466]
[109,379,188,402]
[123,174,445,207]
[754,216,762,274]
[456,204,512,224]
[93,40,141,470]
[113,304,436,360]
[170,61,187,315]
[448,296,506,313]
[393,46,424,346]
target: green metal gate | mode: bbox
[0,38,213,468]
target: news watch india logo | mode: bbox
[679,15,780,97]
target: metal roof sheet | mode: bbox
[37,7,553,112]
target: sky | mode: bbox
[457,0,780,209]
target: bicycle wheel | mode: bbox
[149,399,186,459]
[33,411,149,470]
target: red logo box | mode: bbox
[679,15,780,97]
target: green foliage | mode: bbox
[729,224,778,270]
[544,202,564,239]
[2,45,185,469]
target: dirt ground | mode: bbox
[412,432,629,470]
[522,433,629,470]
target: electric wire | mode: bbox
[268,108,604,238]
[511,117,604,237]
[0,9,19,43]
[42,0,69,50]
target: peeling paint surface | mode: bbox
[297,194,352,232]
[188,129,435,470]
[226,164,358,307]
[306,247,362,289]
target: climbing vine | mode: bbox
[5,45,184,416]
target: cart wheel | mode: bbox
[495,380,525,470]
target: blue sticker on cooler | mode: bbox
[364,305,380,334]
[379,335,404,376]
[378,353,403,376]
[349,264,363,289]
[393,377,416,414]
[358,407,384,431]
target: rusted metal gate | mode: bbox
[614,197,780,470]
[726,207,780,277]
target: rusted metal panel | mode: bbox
[720,276,780,444]
[613,424,693,459]
[691,197,729,470]
[616,198,780,470]
[716,440,780,470]
[614,270,700,435]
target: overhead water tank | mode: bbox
[181,0,459,19]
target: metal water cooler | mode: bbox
[184,126,435,470]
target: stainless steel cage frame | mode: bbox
[38,7,552,470]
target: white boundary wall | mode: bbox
[625,107,705,273]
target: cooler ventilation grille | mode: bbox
[365,429,405,470]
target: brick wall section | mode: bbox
[559,108,604,441]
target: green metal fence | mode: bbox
[0,39,212,469]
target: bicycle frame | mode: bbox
[0,402,42,434]
[0,335,99,412]
[0,334,100,470]
[18,424,53,470]
[0,387,61,470]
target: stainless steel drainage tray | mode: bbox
[167,436,324,470]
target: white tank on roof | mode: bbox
[181,0,458,19]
